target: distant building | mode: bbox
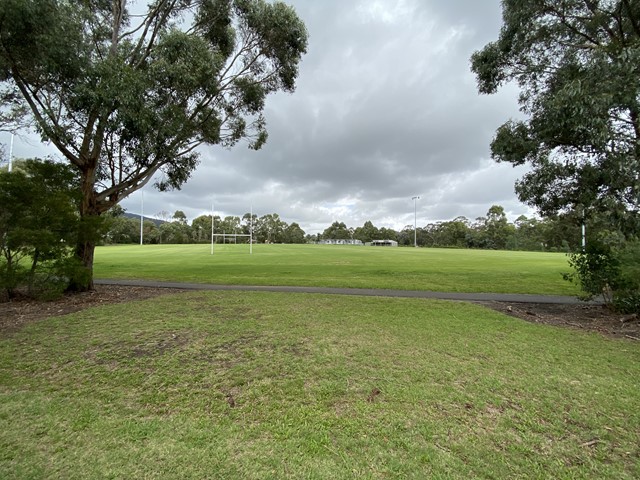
[370,239,398,247]
[319,239,363,245]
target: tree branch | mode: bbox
[10,74,80,166]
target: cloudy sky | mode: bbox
[1,0,532,234]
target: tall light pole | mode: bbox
[139,190,144,245]
[211,202,219,255]
[8,133,14,172]
[412,196,420,247]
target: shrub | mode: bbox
[564,240,640,314]
[0,159,81,300]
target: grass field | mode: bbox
[95,244,579,295]
[1,291,638,478]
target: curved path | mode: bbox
[95,278,596,305]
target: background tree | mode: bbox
[471,0,640,235]
[0,0,308,289]
[483,205,514,250]
[241,212,257,238]
[511,215,544,251]
[282,222,305,244]
[173,210,188,225]
[156,211,172,223]
[103,204,138,244]
[322,221,351,240]
[397,225,414,246]
[378,227,398,242]
[192,214,213,243]
[159,221,191,244]
[256,213,285,243]
[353,220,380,243]
[430,217,470,248]
[141,220,158,245]
[218,216,242,236]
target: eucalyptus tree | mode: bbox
[192,214,213,242]
[322,221,351,240]
[471,0,640,235]
[283,222,305,243]
[0,0,308,288]
[353,220,380,243]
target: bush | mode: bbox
[26,257,89,301]
[0,159,81,301]
[0,261,27,301]
[564,240,640,314]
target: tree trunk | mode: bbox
[68,166,101,292]
[66,237,94,291]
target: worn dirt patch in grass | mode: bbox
[0,285,186,334]
[478,301,640,340]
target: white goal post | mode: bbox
[210,234,253,255]
[210,203,253,255]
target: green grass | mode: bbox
[1,291,638,479]
[95,244,578,295]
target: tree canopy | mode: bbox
[0,0,308,288]
[471,0,640,235]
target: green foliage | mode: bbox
[282,222,305,244]
[254,213,286,243]
[103,216,139,244]
[353,220,380,243]
[172,210,187,224]
[23,255,89,301]
[565,240,640,313]
[322,221,351,240]
[0,0,308,286]
[0,159,81,299]
[471,0,640,234]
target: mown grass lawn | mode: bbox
[94,244,578,295]
[1,291,638,479]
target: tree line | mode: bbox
[104,207,306,245]
[318,205,585,252]
[103,203,587,253]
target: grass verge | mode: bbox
[1,291,638,478]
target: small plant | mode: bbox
[564,240,640,314]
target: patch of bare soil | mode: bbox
[478,301,640,340]
[0,285,186,334]
[1,285,638,341]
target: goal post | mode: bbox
[210,234,253,254]
[210,203,254,255]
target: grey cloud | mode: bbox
[4,0,533,233]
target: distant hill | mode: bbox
[123,212,166,227]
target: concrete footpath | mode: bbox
[95,279,595,305]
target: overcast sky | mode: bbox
[1,0,532,234]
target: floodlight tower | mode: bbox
[412,196,420,248]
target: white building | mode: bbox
[319,239,363,245]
